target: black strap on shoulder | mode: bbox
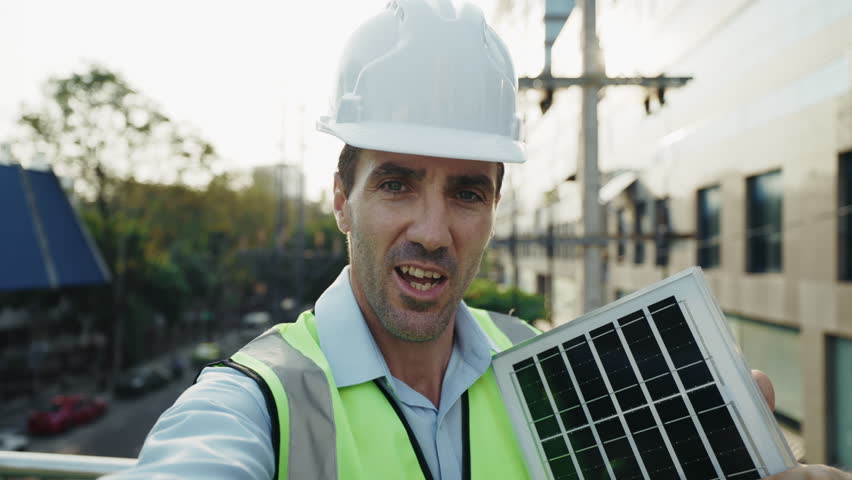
[373,379,435,480]
[372,379,472,480]
[462,389,471,480]
[215,359,282,480]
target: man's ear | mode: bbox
[333,173,351,234]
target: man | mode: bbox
[106,1,850,479]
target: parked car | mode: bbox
[28,394,107,435]
[191,342,221,369]
[115,367,171,398]
[0,430,28,451]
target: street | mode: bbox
[26,374,190,459]
[10,330,253,459]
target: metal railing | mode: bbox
[0,451,135,479]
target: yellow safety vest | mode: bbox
[222,308,537,480]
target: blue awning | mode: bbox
[0,164,111,291]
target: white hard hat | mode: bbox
[317,0,526,164]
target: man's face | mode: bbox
[333,149,500,342]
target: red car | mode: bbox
[28,394,108,435]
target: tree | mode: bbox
[17,64,217,217]
[15,64,219,388]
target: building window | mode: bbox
[746,170,783,273]
[697,186,721,268]
[634,202,646,264]
[726,314,801,428]
[655,198,670,267]
[616,209,626,262]
[829,336,852,468]
[839,152,852,281]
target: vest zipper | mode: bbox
[373,379,472,480]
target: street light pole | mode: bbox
[579,0,605,312]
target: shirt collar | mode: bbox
[314,266,499,388]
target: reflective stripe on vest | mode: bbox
[235,329,337,479]
[228,308,535,479]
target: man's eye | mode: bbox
[381,181,405,192]
[457,190,483,202]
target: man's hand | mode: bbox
[752,369,775,411]
[751,370,852,480]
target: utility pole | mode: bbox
[294,106,306,307]
[519,0,692,313]
[579,0,605,313]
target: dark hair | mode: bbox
[336,144,505,197]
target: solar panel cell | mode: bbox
[657,395,691,423]
[617,309,647,326]
[603,437,643,479]
[593,331,639,390]
[699,406,757,476]
[664,416,717,479]
[615,384,645,410]
[632,428,680,479]
[586,395,616,420]
[567,426,596,451]
[548,454,579,480]
[560,406,588,429]
[625,407,656,433]
[574,446,608,479]
[535,415,561,439]
[516,364,553,421]
[679,361,715,389]
[543,436,570,459]
[540,354,581,412]
[652,304,705,368]
[688,385,725,413]
[649,296,678,313]
[621,318,670,380]
[646,373,679,400]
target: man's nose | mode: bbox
[406,196,452,252]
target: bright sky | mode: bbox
[0,0,511,200]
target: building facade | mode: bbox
[489,0,852,466]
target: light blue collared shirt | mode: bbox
[104,267,500,480]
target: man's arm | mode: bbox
[102,367,276,479]
[752,371,852,480]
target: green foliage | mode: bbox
[8,64,348,369]
[17,63,217,209]
[464,278,546,323]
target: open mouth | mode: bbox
[394,265,448,292]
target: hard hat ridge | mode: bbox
[317,0,526,164]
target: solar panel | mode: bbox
[493,267,797,480]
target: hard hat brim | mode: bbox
[317,120,526,164]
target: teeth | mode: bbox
[399,265,443,280]
[409,281,435,291]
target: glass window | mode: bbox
[655,198,670,267]
[726,313,801,427]
[616,209,627,262]
[697,186,721,268]
[830,336,852,469]
[634,202,646,264]
[839,152,852,281]
[746,170,783,273]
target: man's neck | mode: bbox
[363,313,455,408]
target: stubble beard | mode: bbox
[348,228,482,343]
